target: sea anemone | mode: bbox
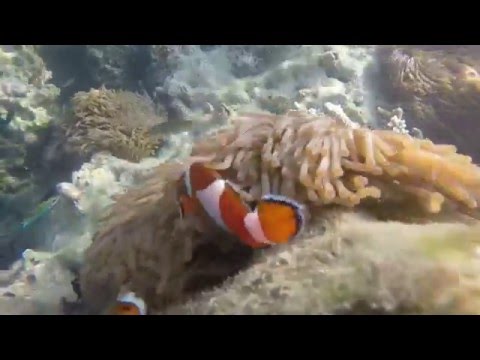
[192,110,480,219]
[79,162,253,313]
[378,45,480,160]
[64,87,166,162]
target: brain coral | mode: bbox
[63,87,166,162]
[377,45,480,160]
[79,110,480,314]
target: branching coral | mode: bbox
[191,110,480,218]
[64,87,166,162]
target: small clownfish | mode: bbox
[176,162,305,249]
[110,291,147,315]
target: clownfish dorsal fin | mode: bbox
[225,179,255,203]
[185,163,230,231]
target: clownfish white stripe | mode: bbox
[244,210,276,245]
[195,179,229,231]
[184,166,193,197]
[117,292,147,315]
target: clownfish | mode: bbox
[110,291,147,315]
[176,162,305,249]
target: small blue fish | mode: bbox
[19,196,60,230]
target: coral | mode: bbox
[0,135,29,194]
[0,45,60,133]
[0,45,60,182]
[0,151,174,314]
[149,45,375,126]
[46,152,181,273]
[0,45,60,195]
[191,111,480,219]
[63,87,166,162]
[34,45,378,141]
[0,250,78,314]
[17,152,172,265]
[162,212,480,315]
[377,45,480,160]
[68,152,165,223]
[0,45,62,263]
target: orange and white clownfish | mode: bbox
[110,291,147,315]
[176,162,305,249]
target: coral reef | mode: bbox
[79,110,480,315]
[38,45,376,126]
[61,87,166,162]
[0,151,174,314]
[0,45,60,133]
[49,151,186,261]
[377,45,480,160]
[68,152,165,223]
[8,45,480,315]
[152,45,376,125]
[0,45,61,263]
